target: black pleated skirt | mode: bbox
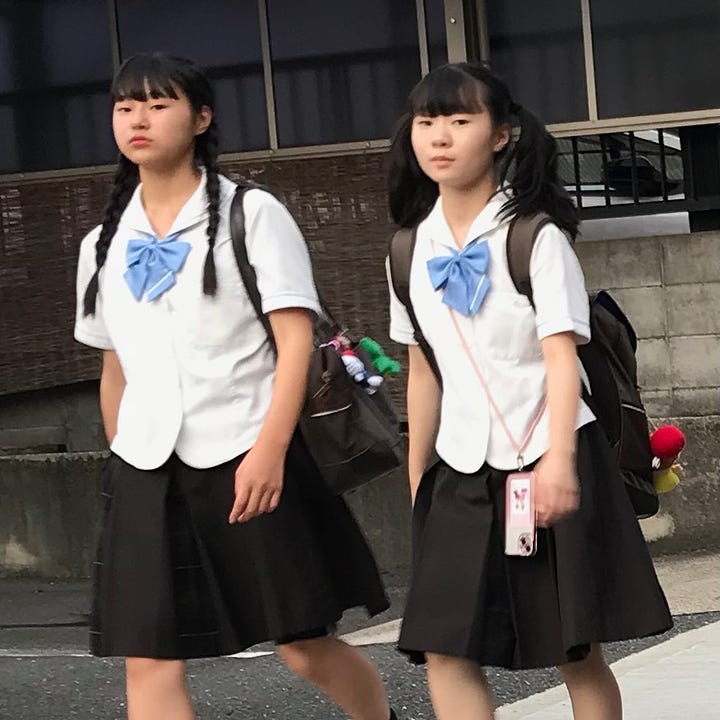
[90,436,389,659]
[398,421,673,669]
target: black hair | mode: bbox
[83,52,220,316]
[388,62,578,238]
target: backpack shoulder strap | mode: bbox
[389,228,442,385]
[230,182,277,354]
[506,212,554,309]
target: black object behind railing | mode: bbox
[558,128,720,220]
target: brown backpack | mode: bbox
[388,215,658,518]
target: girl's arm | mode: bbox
[229,307,313,524]
[535,331,580,526]
[255,308,314,451]
[99,350,126,444]
[406,345,442,503]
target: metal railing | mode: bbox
[558,128,720,220]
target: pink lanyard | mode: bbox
[447,308,546,470]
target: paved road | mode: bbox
[1,551,717,719]
[1,613,719,720]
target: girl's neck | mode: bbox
[439,173,498,248]
[138,157,202,237]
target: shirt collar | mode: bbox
[426,186,513,249]
[120,167,213,238]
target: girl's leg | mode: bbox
[276,636,391,720]
[558,644,622,720]
[425,653,495,720]
[125,657,194,720]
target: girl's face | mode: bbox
[410,99,509,191]
[113,86,211,170]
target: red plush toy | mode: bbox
[649,425,686,493]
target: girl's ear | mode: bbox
[195,105,213,136]
[493,122,511,154]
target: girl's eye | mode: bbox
[416,119,432,126]
[115,105,131,113]
[453,118,470,125]
[151,104,167,111]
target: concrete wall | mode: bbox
[0,381,104,455]
[575,230,720,418]
[0,453,104,578]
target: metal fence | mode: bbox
[558,128,720,220]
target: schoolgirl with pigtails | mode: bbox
[386,63,672,720]
[75,53,399,720]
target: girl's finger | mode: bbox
[268,490,282,513]
[255,490,273,517]
[238,487,263,523]
[229,482,251,523]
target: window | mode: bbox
[486,0,588,125]
[117,0,268,153]
[591,0,720,119]
[267,0,421,147]
[0,0,116,173]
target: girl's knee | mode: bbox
[426,653,487,682]
[558,644,610,680]
[426,652,455,671]
[276,638,331,682]
[126,657,186,686]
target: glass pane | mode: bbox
[487,0,588,124]
[425,0,448,70]
[268,0,421,147]
[118,0,268,153]
[0,0,115,173]
[592,0,720,118]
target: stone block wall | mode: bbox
[575,231,720,418]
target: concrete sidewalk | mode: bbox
[498,619,720,719]
[492,549,720,719]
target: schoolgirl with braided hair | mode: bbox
[75,53,396,720]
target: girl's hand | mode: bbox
[533,452,579,527]
[228,443,286,524]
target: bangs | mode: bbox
[111,54,182,102]
[409,65,486,117]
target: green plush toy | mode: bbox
[359,336,401,376]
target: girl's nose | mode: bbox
[131,108,149,128]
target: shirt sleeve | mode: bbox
[529,224,590,344]
[386,256,419,346]
[243,189,321,316]
[74,226,115,350]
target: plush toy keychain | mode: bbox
[328,334,384,394]
[649,425,686,493]
[359,337,401,376]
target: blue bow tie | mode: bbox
[427,239,491,316]
[124,233,192,302]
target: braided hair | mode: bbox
[83,155,139,315]
[83,52,222,315]
[195,119,221,296]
